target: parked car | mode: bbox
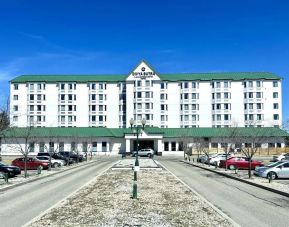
[36,156,65,167]
[59,151,84,162]
[254,161,289,179]
[37,152,73,164]
[12,157,49,170]
[209,153,232,166]
[219,157,264,170]
[0,162,21,177]
[132,148,154,158]
[273,153,289,162]
[197,153,217,164]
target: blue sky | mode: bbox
[0,0,288,123]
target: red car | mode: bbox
[12,157,49,170]
[219,157,264,170]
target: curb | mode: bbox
[182,161,289,198]
[0,160,99,192]
[159,161,240,227]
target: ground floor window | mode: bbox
[102,142,107,152]
[171,142,176,151]
[92,142,97,152]
[59,142,64,152]
[164,142,169,151]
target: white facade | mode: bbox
[10,61,282,128]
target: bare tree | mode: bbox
[0,101,10,160]
[179,128,192,161]
[194,137,210,165]
[6,126,37,178]
[43,129,60,170]
[232,127,267,178]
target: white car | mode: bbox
[273,153,289,162]
[254,161,289,179]
[132,149,154,158]
[209,153,232,166]
[36,156,65,167]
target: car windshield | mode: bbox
[267,161,287,167]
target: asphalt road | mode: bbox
[0,157,118,227]
[158,158,289,227]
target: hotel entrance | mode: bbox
[132,140,155,152]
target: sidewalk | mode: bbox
[184,161,289,197]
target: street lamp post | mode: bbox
[130,117,146,199]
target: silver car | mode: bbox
[254,161,289,179]
[132,149,154,158]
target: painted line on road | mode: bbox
[183,161,289,198]
[23,160,119,227]
[157,161,240,227]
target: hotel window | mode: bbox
[160,83,167,89]
[184,104,189,110]
[216,115,221,121]
[61,116,65,122]
[183,82,188,89]
[99,94,104,101]
[60,84,65,90]
[91,116,96,122]
[273,92,278,98]
[39,142,45,152]
[13,95,18,100]
[137,114,142,120]
[60,105,65,111]
[216,104,221,110]
[216,82,221,88]
[192,104,198,110]
[91,83,96,89]
[145,80,150,87]
[49,142,54,152]
[192,115,198,121]
[161,115,165,121]
[216,93,221,99]
[248,92,253,98]
[68,84,73,90]
[248,81,253,87]
[82,142,88,152]
[224,92,230,99]
[256,92,261,98]
[30,84,34,90]
[192,93,198,99]
[60,95,65,101]
[161,104,168,111]
[137,81,141,87]
[145,103,150,110]
[37,116,42,122]
[68,94,73,101]
[171,142,176,151]
[192,82,197,88]
[256,81,261,87]
[137,92,142,98]
[30,94,34,101]
[68,116,73,122]
[184,115,189,121]
[256,103,262,109]
[224,104,229,110]
[249,103,253,109]
[273,103,279,109]
[37,105,42,111]
[137,103,142,109]
[249,114,254,120]
[224,81,229,88]
[14,84,19,90]
[164,142,169,151]
[273,114,279,120]
[224,114,230,121]
[30,105,34,111]
[13,116,18,122]
[13,105,18,111]
[184,93,189,99]
[273,81,278,87]
[257,114,263,120]
[37,84,42,90]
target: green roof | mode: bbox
[10,72,281,83]
[2,127,288,138]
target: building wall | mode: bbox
[9,63,283,128]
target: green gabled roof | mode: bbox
[2,127,288,138]
[10,72,281,83]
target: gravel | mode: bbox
[29,167,233,227]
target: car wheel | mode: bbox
[53,163,60,168]
[267,172,277,179]
[148,154,152,158]
[229,164,236,170]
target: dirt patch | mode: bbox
[29,169,233,227]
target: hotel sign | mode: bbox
[133,67,156,79]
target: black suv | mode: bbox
[58,151,84,162]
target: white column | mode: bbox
[126,139,130,153]
[97,142,102,152]
[157,139,163,153]
[107,142,110,152]
[176,142,179,151]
